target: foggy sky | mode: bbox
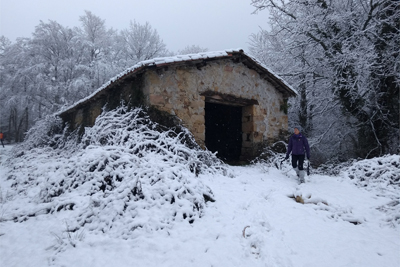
[0,0,269,53]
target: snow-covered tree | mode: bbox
[177,45,208,55]
[0,14,173,142]
[0,37,36,142]
[250,0,399,161]
[30,20,84,106]
[77,10,119,89]
[78,10,109,63]
[120,21,168,66]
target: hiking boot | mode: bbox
[299,170,305,183]
[294,167,300,177]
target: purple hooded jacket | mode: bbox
[286,133,310,159]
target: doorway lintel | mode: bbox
[201,91,258,107]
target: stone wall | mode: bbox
[60,57,289,160]
[142,59,288,158]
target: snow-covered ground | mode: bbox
[1,143,399,267]
[0,107,399,267]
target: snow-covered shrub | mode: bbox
[313,160,357,176]
[79,105,224,174]
[252,141,290,173]
[341,155,400,188]
[48,222,86,253]
[312,154,400,227]
[11,115,82,161]
[15,115,64,150]
[314,155,400,188]
[4,105,227,238]
[339,155,400,227]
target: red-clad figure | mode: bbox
[0,132,4,148]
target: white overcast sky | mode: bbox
[0,0,269,53]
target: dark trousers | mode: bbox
[0,139,3,148]
[291,154,305,170]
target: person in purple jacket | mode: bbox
[285,126,310,183]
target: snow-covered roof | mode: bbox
[57,49,297,116]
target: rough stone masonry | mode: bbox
[58,50,297,161]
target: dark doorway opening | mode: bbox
[205,102,242,161]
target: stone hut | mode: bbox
[58,49,297,161]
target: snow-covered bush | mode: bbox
[48,222,86,253]
[341,155,400,188]
[251,141,288,171]
[312,154,400,227]
[314,155,400,189]
[313,160,357,176]
[15,115,64,150]
[340,155,400,227]
[4,105,228,238]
